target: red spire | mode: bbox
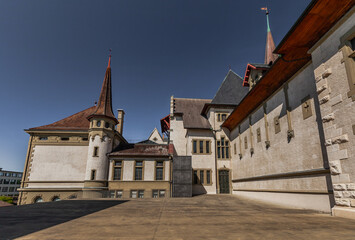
[87,52,118,124]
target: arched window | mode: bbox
[34,196,43,203]
[52,196,60,202]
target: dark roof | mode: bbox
[109,143,169,157]
[27,106,96,131]
[87,56,118,124]
[211,70,249,105]
[174,98,212,129]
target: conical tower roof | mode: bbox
[87,55,118,124]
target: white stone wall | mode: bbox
[311,10,355,212]
[29,145,88,184]
[122,160,134,180]
[230,64,331,212]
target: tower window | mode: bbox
[91,170,96,180]
[96,121,101,127]
[105,122,110,128]
[93,147,99,157]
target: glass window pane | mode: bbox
[221,138,225,145]
[206,141,210,153]
[116,190,123,198]
[113,168,121,180]
[193,140,197,153]
[159,190,165,198]
[115,161,122,166]
[152,190,158,198]
[156,168,163,180]
[156,161,163,167]
[138,190,144,198]
[136,161,143,166]
[222,114,226,121]
[131,190,137,198]
[199,141,203,153]
[222,147,225,158]
[200,171,204,184]
[226,147,229,158]
[135,168,142,180]
[217,141,220,146]
[217,147,221,159]
[109,191,115,198]
[207,170,211,184]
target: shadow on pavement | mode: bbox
[0,200,127,240]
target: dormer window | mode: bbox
[217,113,228,122]
[61,137,69,141]
[105,122,110,128]
[96,120,101,127]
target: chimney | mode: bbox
[117,109,125,134]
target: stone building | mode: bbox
[221,0,355,217]
[18,55,172,204]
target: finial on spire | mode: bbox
[108,48,112,68]
[261,7,271,32]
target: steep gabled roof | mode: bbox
[27,106,96,131]
[174,98,212,129]
[211,70,249,105]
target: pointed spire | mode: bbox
[261,8,278,65]
[87,51,118,124]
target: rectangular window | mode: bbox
[2,187,8,192]
[93,147,99,157]
[193,169,212,185]
[91,170,96,180]
[0,179,3,184]
[113,161,122,180]
[11,173,17,177]
[234,143,237,155]
[16,180,21,184]
[0,172,4,176]
[152,190,159,198]
[116,190,123,198]
[192,139,211,154]
[3,179,9,184]
[18,173,22,178]
[10,179,16,184]
[130,190,137,198]
[199,141,203,153]
[138,190,144,198]
[155,161,164,180]
[217,113,228,122]
[193,140,197,153]
[109,191,115,198]
[135,161,143,180]
[200,171,204,184]
[159,190,165,198]
[206,141,210,154]
[217,137,230,159]
[5,173,10,177]
[9,187,15,192]
[206,170,211,184]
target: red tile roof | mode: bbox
[28,106,96,131]
[109,143,169,157]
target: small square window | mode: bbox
[138,190,144,198]
[131,190,137,198]
[136,161,143,167]
[116,190,123,198]
[115,161,122,166]
[159,190,165,198]
[93,147,99,157]
[152,190,159,198]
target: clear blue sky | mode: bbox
[0,0,310,171]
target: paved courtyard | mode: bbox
[2,195,355,239]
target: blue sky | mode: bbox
[0,0,310,171]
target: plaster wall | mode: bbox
[29,145,88,182]
[144,161,155,180]
[123,160,134,181]
[170,116,187,156]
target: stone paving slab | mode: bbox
[3,195,355,239]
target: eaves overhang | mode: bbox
[222,0,355,131]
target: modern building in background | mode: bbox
[0,168,22,198]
